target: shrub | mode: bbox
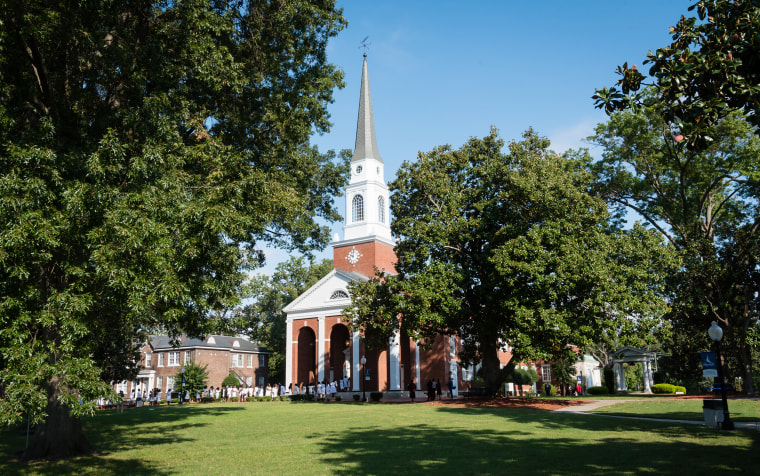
[353,394,361,401]
[587,386,609,395]
[369,392,383,402]
[674,386,686,394]
[652,383,676,394]
[230,397,239,402]
[335,396,342,401]
[200,397,215,403]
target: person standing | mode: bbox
[426,379,434,401]
[436,379,442,400]
[447,379,454,398]
[408,381,416,402]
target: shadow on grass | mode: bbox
[0,404,245,475]
[313,406,760,475]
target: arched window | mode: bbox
[330,290,349,300]
[378,196,385,223]
[352,194,364,222]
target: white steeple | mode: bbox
[335,55,393,246]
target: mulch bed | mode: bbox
[421,397,594,411]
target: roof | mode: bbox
[149,335,270,354]
[352,55,382,164]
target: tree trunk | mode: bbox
[22,376,93,461]
[739,343,754,395]
[481,339,511,396]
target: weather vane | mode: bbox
[359,36,371,57]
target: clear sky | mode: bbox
[260,0,694,274]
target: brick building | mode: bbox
[116,335,270,399]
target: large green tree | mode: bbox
[591,0,760,393]
[0,0,347,460]
[346,130,676,393]
[589,105,760,392]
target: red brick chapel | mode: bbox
[283,56,481,396]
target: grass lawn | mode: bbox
[1,400,758,475]
[588,398,760,421]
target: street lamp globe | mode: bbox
[708,321,723,342]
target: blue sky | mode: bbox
[260,1,694,274]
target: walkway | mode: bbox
[551,399,760,431]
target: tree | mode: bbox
[0,0,347,460]
[593,0,760,151]
[551,350,578,396]
[588,104,760,393]
[174,361,209,398]
[346,129,676,394]
[221,372,241,389]
[212,256,334,384]
[505,368,538,397]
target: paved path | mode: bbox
[552,399,760,431]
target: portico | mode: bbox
[613,346,656,393]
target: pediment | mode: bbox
[613,346,655,358]
[283,268,367,315]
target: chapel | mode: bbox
[283,56,468,396]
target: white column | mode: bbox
[415,341,421,390]
[389,330,401,391]
[352,332,361,391]
[317,316,325,383]
[450,360,459,397]
[285,318,293,388]
[643,360,652,393]
[614,361,626,392]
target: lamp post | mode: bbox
[708,321,734,430]
[360,355,367,402]
[180,366,186,405]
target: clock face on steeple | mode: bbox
[355,165,362,174]
[347,248,361,264]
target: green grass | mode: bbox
[588,398,760,421]
[1,400,759,475]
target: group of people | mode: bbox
[405,379,454,402]
[290,377,351,399]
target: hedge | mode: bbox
[587,386,609,395]
[652,383,687,394]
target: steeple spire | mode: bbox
[352,55,382,163]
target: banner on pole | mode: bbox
[700,351,718,378]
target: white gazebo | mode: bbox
[612,347,656,393]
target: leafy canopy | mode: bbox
[0,0,347,460]
[593,0,760,150]
[347,129,676,392]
